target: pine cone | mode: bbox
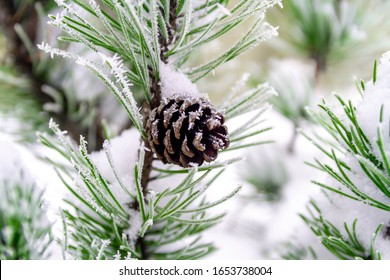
[146,98,230,167]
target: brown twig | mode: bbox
[135,0,179,259]
[287,122,299,154]
[139,0,179,201]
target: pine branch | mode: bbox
[135,2,181,258]
[0,143,53,259]
[37,0,279,260]
[292,52,390,259]
[298,200,382,260]
[141,0,180,200]
[0,0,105,150]
[0,179,53,259]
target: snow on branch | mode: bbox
[294,52,390,259]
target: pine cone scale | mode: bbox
[163,103,179,129]
[150,120,160,145]
[193,132,205,152]
[204,145,218,162]
[172,115,185,139]
[163,130,174,154]
[164,148,179,165]
[182,136,196,157]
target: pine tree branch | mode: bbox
[140,0,180,196]
[0,0,105,150]
[159,0,178,63]
[36,0,278,260]
[136,0,179,259]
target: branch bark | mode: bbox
[139,0,179,202]
[136,0,179,259]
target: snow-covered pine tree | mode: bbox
[35,0,280,260]
[288,52,390,259]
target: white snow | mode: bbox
[0,141,32,185]
[123,209,143,247]
[310,179,390,259]
[288,52,390,259]
[159,62,204,100]
[356,51,390,160]
[89,128,144,246]
[89,128,140,208]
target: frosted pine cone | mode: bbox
[146,98,230,167]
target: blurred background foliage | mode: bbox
[1,0,390,259]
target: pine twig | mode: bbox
[136,0,179,259]
[140,0,179,197]
[287,122,299,154]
